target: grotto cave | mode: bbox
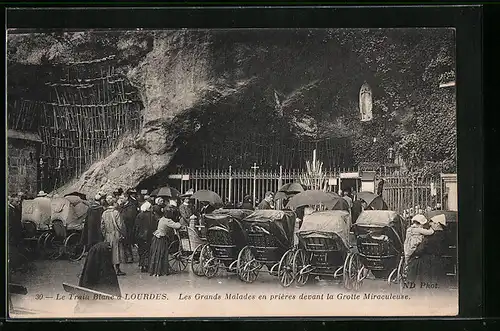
[7,28,456,198]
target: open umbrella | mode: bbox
[278,183,307,194]
[150,186,181,198]
[191,190,223,206]
[64,192,87,200]
[274,191,290,201]
[286,190,345,210]
[356,191,388,210]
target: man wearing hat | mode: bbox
[119,188,140,263]
[179,189,196,227]
[8,194,23,247]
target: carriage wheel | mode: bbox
[237,246,259,283]
[278,250,295,288]
[37,232,51,258]
[203,255,219,279]
[397,256,405,293]
[44,233,63,260]
[342,253,353,290]
[64,233,86,262]
[168,241,188,273]
[293,249,309,287]
[199,244,214,277]
[190,244,206,277]
[348,253,363,291]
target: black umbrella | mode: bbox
[356,191,388,210]
[278,183,308,194]
[286,190,344,210]
[64,192,87,200]
[191,190,223,206]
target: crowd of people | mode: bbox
[8,184,450,302]
[79,188,211,278]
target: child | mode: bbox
[404,214,434,264]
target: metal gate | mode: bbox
[171,166,358,206]
[382,175,444,215]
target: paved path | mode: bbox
[8,253,458,318]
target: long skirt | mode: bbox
[137,240,151,268]
[148,236,170,276]
[407,255,444,285]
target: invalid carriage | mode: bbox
[21,195,88,261]
[21,197,53,256]
[293,209,359,288]
[43,195,88,261]
[351,210,407,291]
[167,208,254,277]
[236,210,297,287]
[198,208,254,278]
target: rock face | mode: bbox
[7,29,457,197]
[54,31,255,197]
[54,31,213,197]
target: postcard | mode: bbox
[7,25,458,318]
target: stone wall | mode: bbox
[8,139,39,195]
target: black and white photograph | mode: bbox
[7,26,458,317]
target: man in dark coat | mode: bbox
[257,191,274,210]
[377,179,385,196]
[80,193,104,250]
[351,199,363,224]
[134,201,157,272]
[120,189,139,263]
[240,195,254,210]
[8,195,23,246]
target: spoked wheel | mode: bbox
[203,256,219,279]
[342,253,353,290]
[237,246,260,283]
[168,241,188,273]
[278,250,295,288]
[190,244,205,277]
[293,249,309,287]
[347,253,363,291]
[397,256,405,293]
[199,245,215,277]
[65,233,86,262]
[387,257,405,292]
[44,233,63,260]
[37,232,51,259]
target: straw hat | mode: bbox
[37,191,48,197]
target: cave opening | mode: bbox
[137,96,356,191]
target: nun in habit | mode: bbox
[74,242,122,314]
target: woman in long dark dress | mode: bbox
[406,219,447,288]
[80,195,104,250]
[148,208,182,277]
[75,242,122,313]
[135,201,157,272]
